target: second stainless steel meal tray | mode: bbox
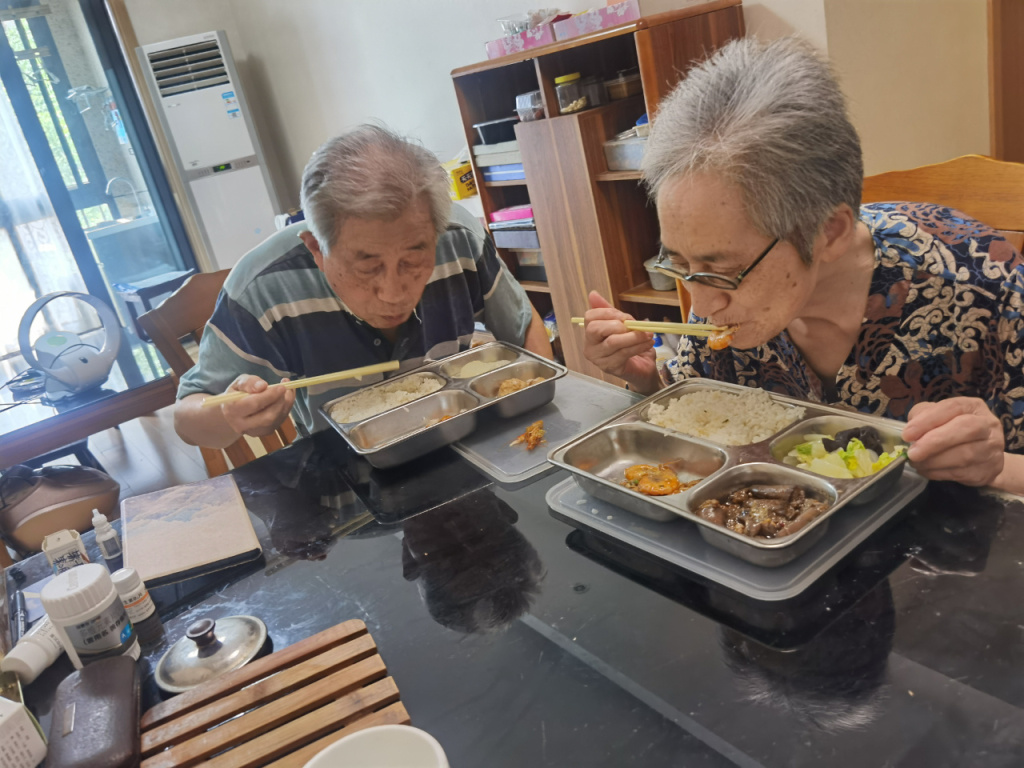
[548,378,910,566]
[320,341,567,468]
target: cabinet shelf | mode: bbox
[519,280,551,294]
[619,281,680,307]
[595,170,642,182]
[484,180,527,188]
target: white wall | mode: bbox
[124,0,990,205]
[125,0,596,209]
[824,0,989,176]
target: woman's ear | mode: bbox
[817,204,857,264]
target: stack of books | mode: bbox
[473,140,525,182]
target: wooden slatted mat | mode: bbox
[140,620,409,767]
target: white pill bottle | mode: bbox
[41,563,140,669]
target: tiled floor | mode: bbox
[87,405,209,499]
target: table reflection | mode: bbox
[401,489,544,634]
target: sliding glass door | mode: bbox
[0,0,195,383]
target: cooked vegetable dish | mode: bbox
[696,484,829,539]
[783,425,906,479]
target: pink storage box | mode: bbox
[489,205,534,223]
[485,24,557,60]
[554,0,712,42]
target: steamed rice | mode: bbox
[646,387,802,445]
[329,373,443,423]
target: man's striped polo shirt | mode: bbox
[177,204,532,434]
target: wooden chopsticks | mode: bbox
[200,360,401,408]
[570,317,734,337]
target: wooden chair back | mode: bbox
[861,154,1024,250]
[139,271,297,477]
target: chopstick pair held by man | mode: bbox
[174,126,553,449]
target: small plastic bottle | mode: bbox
[0,615,66,684]
[112,567,164,646]
[40,563,140,669]
[91,509,123,571]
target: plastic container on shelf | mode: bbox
[555,73,588,114]
[515,90,544,121]
[603,136,647,171]
[472,117,519,144]
[581,76,607,108]
[605,70,642,100]
[644,255,676,291]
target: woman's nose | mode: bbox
[687,283,730,319]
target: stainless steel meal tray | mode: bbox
[320,341,567,468]
[548,378,909,567]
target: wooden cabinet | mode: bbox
[451,0,744,381]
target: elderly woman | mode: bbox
[583,37,1024,494]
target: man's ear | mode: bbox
[299,230,326,270]
[817,204,857,264]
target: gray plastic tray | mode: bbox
[546,468,927,601]
[452,372,641,489]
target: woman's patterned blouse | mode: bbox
[669,203,1024,453]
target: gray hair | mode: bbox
[300,124,452,253]
[642,37,863,264]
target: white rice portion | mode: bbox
[646,387,803,445]
[453,359,512,379]
[329,373,443,423]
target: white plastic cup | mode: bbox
[303,725,448,768]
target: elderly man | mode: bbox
[175,125,551,448]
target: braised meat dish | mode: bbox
[695,484,829,539]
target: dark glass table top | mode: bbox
[0,337,169,437]
[7,429,1024,767]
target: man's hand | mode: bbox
[220,374,296,438]
[582,291,661,394]
[902,397,1005,486]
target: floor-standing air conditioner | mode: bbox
[138,30,280,270]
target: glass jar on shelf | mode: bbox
[555,72,588,115]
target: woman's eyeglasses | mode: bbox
[653,238,781,291]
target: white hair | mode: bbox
[642,37,863,263]
[300,124,452,253]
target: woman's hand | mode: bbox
[220,374,296,438]
[902,397,1005,486]
[583,291,661,394]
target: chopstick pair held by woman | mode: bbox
[582,37,1024,494]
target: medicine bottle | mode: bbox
[91,509,123,570]
[0,616,65,684]
[112,567,164,646]
[40,563,140,669]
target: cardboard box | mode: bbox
[485,23,556,59]
[0,698,47,768]
[554,0,712,41]
[443,159,476,200]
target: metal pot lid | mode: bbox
[155,614,267,694]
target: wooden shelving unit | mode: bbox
[451,0,744,381]
[619,280,680,306]
[520,280,552,294]
[595,170,643,182]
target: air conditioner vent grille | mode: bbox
[148,41,229,96]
